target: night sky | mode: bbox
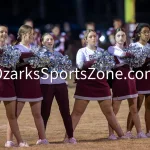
[0,0,149,30]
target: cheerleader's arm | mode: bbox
[76,50,96,70]
[108,46,133,58]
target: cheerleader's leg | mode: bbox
[98,100,124,137]
[71,99,89,132]
[145,94,150,133]
[127,97,142,133]
[4,101,24,144]
[30,101,46,140]
[6,101,25,143]
[126,94,144,132]
[108,100,122,136]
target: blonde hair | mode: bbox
[83,29,96,45]
[14,25,33,45]
[84,29,96,40]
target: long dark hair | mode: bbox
[132,23,150,42]
[114,28,127,47]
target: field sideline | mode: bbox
[0,79,150,150]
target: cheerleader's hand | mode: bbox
[82,59,97,70]
[145,58,150,63]
[125,52,135,58]
[93,58,98,64]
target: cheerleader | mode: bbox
[0,25,28,147]
[79,22,101,47]
[108,28,147,139]
[127,23,150,137]
[6,25,48,145]
[32,28,41,47]
[107,18,123,45]
[40,33,76,144]
[71,29,126,138]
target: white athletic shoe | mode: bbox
[5,141,16,148]
[19,142,29,147]
[118,135,130,139]
[36,139,49,145]
[64,137,77,144]
[125,131,135,139]
[137,132,147,138]
[108,134,117,140]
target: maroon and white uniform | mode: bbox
[108,46,138,100]
[14,44,43,102]
[0,49,16,101]
[74,47,111,101]
[130,42,150,94]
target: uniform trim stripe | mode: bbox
[74,95,111,101]
[0,97,16,101]
[17,97,43,102]
[113,94,138,100]
[138,91,150,94]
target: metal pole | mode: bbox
[76,0,85,28]
[116,0,124,22]
[39,0,45,19]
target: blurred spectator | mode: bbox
[63,22,75,61]
[24,18,34,28]
[107,18,123,45]
[44,23,53,32]
[51,24,67,55]
[5,34,16,45]
[63,22,71,34]
[32,28,41,46]
[63,22,73,50]
[126,23,137,43]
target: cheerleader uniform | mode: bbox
[74,47,111,101]
[130,42,150,94]
[0,49,16,101]
[40,51,73,138]
[14,44,43,102]
[108,46,138,100]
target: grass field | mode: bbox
[0,79,150,150]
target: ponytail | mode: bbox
[13,35,21,45]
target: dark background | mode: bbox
[0,0,149,33]
[0,0,149,65]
